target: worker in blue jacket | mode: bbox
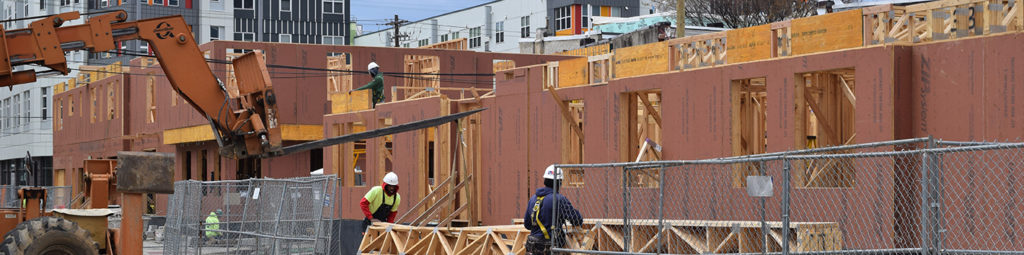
[523,165,583,254]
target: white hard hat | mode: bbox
[383,172,399,185]
[367,62,379,70]
[542,165,563,180]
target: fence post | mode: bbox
[622,166,631,253]
[657,165,665,255]
[781,159,791,255]
[272,182,290,253]
[921,138,943,255]
[759,161,768,255]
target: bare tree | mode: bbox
[649,0,820,29]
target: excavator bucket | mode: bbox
[223,50,283,159]
[116,151,175,194]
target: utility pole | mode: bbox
[386,14,409,47]
[676,0,685,38]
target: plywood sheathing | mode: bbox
[459,45,899,248]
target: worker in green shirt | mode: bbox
[350,62,384,108]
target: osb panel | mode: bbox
[556,43,611,57]
[613,41,670,79]
[330,90,371,114]
[557,57,589,88]
[791,9,864,55]
[726,24,772,63]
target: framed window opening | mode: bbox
[794,68,857,188]
[730,77,767,187]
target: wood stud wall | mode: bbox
[794,69,857,188]
[731,78,768,187]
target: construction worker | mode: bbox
[204,209,222,241]
[351,62,385,108]
[523,165,583,255]
[360,172,401,231]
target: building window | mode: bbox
[3,98,9,131]
[417,38,429,47]
[210,26,223,41]
[611,6,622,17]
[323,35,344,45]
[555,6,572,31]
[440,34,448,42]
[41,88,48,121]
[324,0,343,14]
[22,92,28,127]
[12,96,19,128]
[234,0,253,9]
[469,27,481,48]
[281,0,290,12]
[402,43,410,48]
[521,16,530,38]
[452,31,460,39]
[495,21,504,43]
[153,0,163,5]
[40,0,45,9]
[279,33,292,43]
[61,0,71,6]
[100,0,108,8]
[169,0,178,6]
[234,32,255,41]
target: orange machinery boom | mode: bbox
[0,10,281,159]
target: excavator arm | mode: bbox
[0,10,280,158]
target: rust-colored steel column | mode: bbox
[120,193,143,255]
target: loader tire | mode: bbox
[0,216,99,255]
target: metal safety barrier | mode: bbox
[548,138,1024,255]
[163,175,338,255]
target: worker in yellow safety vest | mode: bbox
[359,172,401,231]
[523,165,583,255]
[205,209,222,240]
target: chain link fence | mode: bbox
[551,138,1024,255]
[0,185,73,210]
[163,175,338,255]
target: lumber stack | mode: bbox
[359,219,841,255]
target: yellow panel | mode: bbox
[556,44,610,57]
[601,6,610,16]
[330,90,371,114]
[162,125,214,144]
[726,24,772,64]
[555,29,575,36]
[613,41,669,79]
[557,57,589,88]
[281,125,324,141]
[166,124,326,144]
[791,9,863,55]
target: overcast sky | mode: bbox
[353,0,494,34]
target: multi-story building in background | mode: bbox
[86,0,351,66]
[353,0,650,53]
[232,0,350,45]
[0,0,90,186]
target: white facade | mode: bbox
[198,0,235,44]
[354,0,548,53]
[0,0,87,183]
